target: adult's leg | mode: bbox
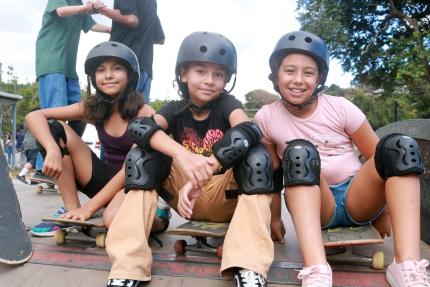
[136,69,152,104]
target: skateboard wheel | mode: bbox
[216,244,223,258]
[174,240,187,255]
[37,186,43,194]
[54,229,67,245]
[95,232,107,248]
[372,251,384,269]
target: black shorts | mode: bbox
[77,151,118,198]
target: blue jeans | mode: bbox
[137,69,152,104]
[36,73,81,170]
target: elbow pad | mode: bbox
[127,116,162,150]
[212,122,261,172]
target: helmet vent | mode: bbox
[219,48,226,55]
[305,37,313,43]
[200,45,207,53]
[288,35,296,41]
[111,43,118,47]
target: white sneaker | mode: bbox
[297,263,332,287]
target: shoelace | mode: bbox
[237,270,266,287]
[297,265,332,287]
[401,259,430,286]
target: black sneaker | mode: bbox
[234,269,267,287]
[106,279,143,287]
[16,175,27,184]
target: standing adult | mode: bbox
[99,0,165,103]
[34,0,111,179]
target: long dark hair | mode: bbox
[83,60,144,123]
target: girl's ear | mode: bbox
[179,67,188,83]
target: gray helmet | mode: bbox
[175,31,237,81]
[84,41,140,79]
[268,31,329,89]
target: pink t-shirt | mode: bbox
[254,94,366,185]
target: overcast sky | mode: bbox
[0,0,353,103]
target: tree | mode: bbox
[296,0,430,117]
[244,89,279,110]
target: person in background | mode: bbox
[16,110,40,184]
[98,0,164,104]
[33,0,111,183]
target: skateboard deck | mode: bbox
[0,146,33,264]
[168,221,229,257]
[322,224,385,269]
[42,216,107,248]
[31,176,58,194]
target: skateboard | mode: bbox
[31,176,58,194]
[42,216,107,248]
[167,221,229,258]
[322,224,385,269]
[0,146,33,264]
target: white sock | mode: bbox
[157,197,170,210]
[19,167,28,176]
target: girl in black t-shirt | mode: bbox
[105,32,275,287]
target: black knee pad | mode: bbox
[375,133,424,179]
[282,139,320,186]
[124,147,172,193]
[233,144,274,194]
[68,120,87,137]
[37,120,69,158]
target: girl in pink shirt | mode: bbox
[254,31,428,287]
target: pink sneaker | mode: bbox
[297,263,332,287]
[386,259,430,286]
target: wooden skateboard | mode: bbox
[322,224,385,269]
[42,216,107,248]
[167,221,229,258]
[31,176,58,194]
[0,146,33,264]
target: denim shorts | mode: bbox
[322,177,384,229]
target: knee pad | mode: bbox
[233,144,273,195]
[282,139,320,186]
[212,122,261,173]
[124,147,172,193]
[68,120,87,137]
[375,133,424,179]
[37,120,68,158]
[127,117,162,150]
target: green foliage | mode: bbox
[150,99,168,111]
[244,89,279,109]
[297,0,430,118]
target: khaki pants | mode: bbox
[106,159,274,281]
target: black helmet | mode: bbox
[175,31,237,81]
[85,41,140,79]
[268,31,329,90]
[84,41,140,103]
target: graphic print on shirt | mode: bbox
[181,127,224,156]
